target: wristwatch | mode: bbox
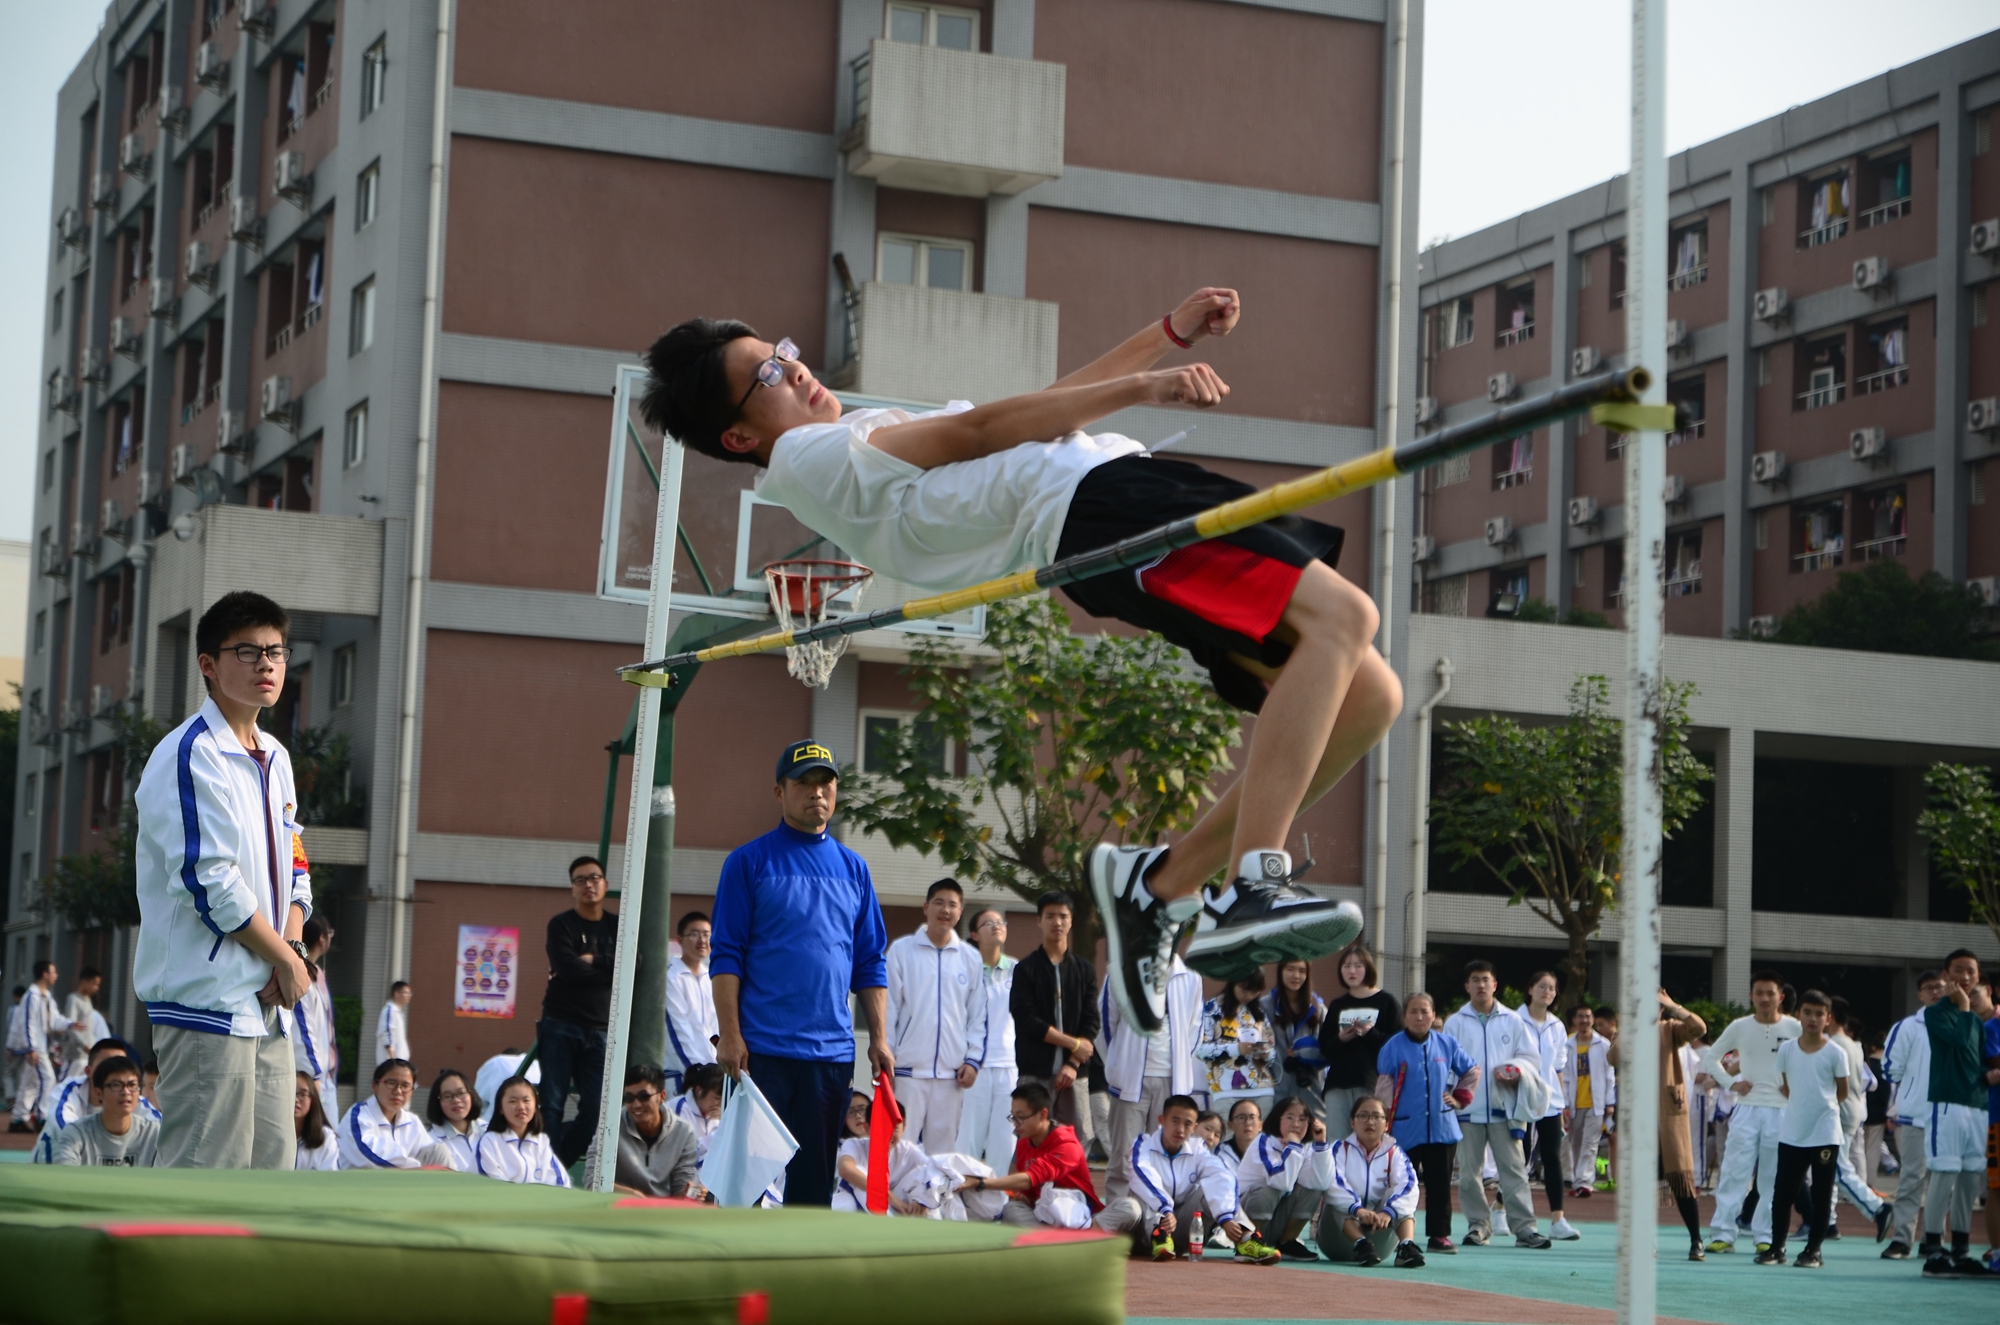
[286,939,311,964]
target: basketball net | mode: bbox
[764,559,872,689]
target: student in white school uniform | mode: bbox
[294,1070,339,1170]
[664,912,718,1095]
[1325,1093,1425,1268]
[1441,961,1551,1248]
[1236,1094,1335,1261]
[1821,1000,1890,1236]
[338,1058,456,1169]
[476,1075,570,1186]
[1700,971,1801,1254]
[10,961,72,1131]
[1097,1094,1279,1264]
[1756,990,1849,1268]
[672,1063,727,1162]
[1879,969,1944,1259]
[1564,1004,1613,1198]
[292,917,340,1124]
[61,967,106,1080]
[475,1049,540,1125]
[425,1068,486,1172]
[953,908,1018,1166]
[1099,948,1203,1203]
[376,982,412,1067]
[832,1090,945,1216]
[1515,972,1578,1240]
[884,879,988,1155]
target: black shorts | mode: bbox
[1055,455,1344,713]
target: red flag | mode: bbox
[867,1072,904,1215]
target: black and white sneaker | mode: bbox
[1090,844,1197,1036]
[1183,850,1364,981]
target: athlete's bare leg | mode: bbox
[1144,562,1401,901]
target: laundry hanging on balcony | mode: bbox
[1810,177,1847,231]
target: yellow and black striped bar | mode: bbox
[619,367,1651,685]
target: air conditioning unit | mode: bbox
[1752,286,1788,322]
[1750,450,1787,484]
[241,0,277,37]
[195,41,229,90]
[228,195,262,247]
[80,346,109,385]
[261,374,292,417]
[56,206,85,249]
[100,498,123,534]
[1571,346,1599,377]
[1968,577,1999,609]
[273,151,312,206]
[218,409,246,453]
[70,519,96,557]
[1971,219,2000,256]
[1664,319,1688,350]
[90,685,117,717]
[136,470,163,507]
[1968,398,2000,434]
[149,277,177,319]
[1566,496,1600,527]
[159,84,189,137]
[1414,396,1439,425]
[110,316,140,358]
[92,171,119,209]
[1486,373,1517,403]
[1852,256,1891,292]
[118,132,149,177]
[1848,427,1888,462]
[185,240,214,291]
[1483,516,1514,547]
[1663,473,1688,505]
[1411,535,1437,564]
[171,442,198,481]
[47,369,78,417]
[1748,615,1779,639]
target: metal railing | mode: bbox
[195,199,218,229]
[311,79,333,113]
[1799,218,1849,248]
[268,323,293,355]
[1668,264,1707,291]
[1493,466,1532,491]
[1858,197,1910,229]
[1798,382,1845,410]
[1496,321,1535,347]
[1794,543,1843,572]
[301,301,323,330]
[1854,533,1906,561]
[1853,365,1908,396]
[850,51,872,125]
[1665,570,1702,597]
[1666,418,1705,446]
[205,380,221,406]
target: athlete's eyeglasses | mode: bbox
[218,643,295,665]
[736,338,800,413]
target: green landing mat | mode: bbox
[0,1166,1125,1325]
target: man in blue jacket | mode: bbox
[712,739,893,1206]
[1375,991,1478,1254]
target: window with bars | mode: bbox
[1796,333,1846,410]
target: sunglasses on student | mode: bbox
[735,338,800,412]
[622,1089,659,1106]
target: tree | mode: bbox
[839,595,1241,947]
[1427,675,1712,1003]
[1917,763,2000,951]
[1514,598,1614,629]
[287,724,366,827]
[42,706,167,932]
[1762,559,1999,661]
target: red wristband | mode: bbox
[1162,314,1194,349]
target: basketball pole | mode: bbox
[618,368,1668,683]
[1617,2,1668,1322]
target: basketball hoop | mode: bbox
[763,558,873,689]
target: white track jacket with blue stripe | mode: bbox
[885,927,987,1080]
[134,696,313,1037]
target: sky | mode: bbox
[1,3,1996,544]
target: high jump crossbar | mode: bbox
[617,366,1665,685]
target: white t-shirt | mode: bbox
[757,403,1145,593]
[1776,1038,1848,1148]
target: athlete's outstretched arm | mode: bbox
[870,365,1228,471]
[1048,287,1241,391]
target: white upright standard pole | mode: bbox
[587,439,686,1190]
[1618,1,1667,1322]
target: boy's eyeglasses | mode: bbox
[220,644,295,664]
[736,338,800,412]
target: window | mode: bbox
[42,449,54,491]
[1858,149,1911,229]
[860,711,949,775]
[876,234,972,292]
[360,39,388,117]
[886,3,978,50]
[1796,333,1846,410]
[1495,278,1534,346]
[1970,284,1986,330]
[34,610,46,653]
[1760,187,1775,227]
[1576,256,1591,289]
[1441,297,1474,348]
[1666,374,1706,444]
[1792,499,1845,572]
[1609,242,1627,307]
[343,401,367,468]
[1430,452,1470,488]
[332,644,356,707]
[1603,541,1625,609]
[1756,347,1771,387]
[1855,486,1906,561]
[50,289,63,334]
[1665,529,1701,596]
[1798,170,1849,248]
[1971,463,1987,507]
[356,162,379,230]
[1486,567,1529,618]
[1855,318,1908,395]
[350,278,375,354]
[24,774,35,815]
[1668,221,1707,291]
[1753,510,1767,551]
[1571,552,1586,587]
[1492,434,1532,489]
[1425,575,1468,618]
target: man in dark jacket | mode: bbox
[539,855,618,1165]
[1010,892,1100,1129]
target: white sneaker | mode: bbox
[1490,1208,1510,1238]
[1551,1215,1581,1241]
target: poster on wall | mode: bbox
[455,925,518,1019]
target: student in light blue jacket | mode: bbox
[1373,992,1477,1253]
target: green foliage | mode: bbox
[287,725,367,827]
[1682,997,1751,1041]
[1917,763,2000,949]
[1427,674,1712,1000]
[1761,560,1999,660]
[1561,605,1615,629]
[1512,599,1614,629]
[41,707,168,932]
[332,995,362,1084]
[838,595,1241,945]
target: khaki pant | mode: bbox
[1096,1190,1203,1255]
[156,1005,294,1169]
[1457,1120,1538,1240]
[1889,1122,1928,1244]
[1104,1076,1172,1203]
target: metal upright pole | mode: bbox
[1617,2,1667,1322]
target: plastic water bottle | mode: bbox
[1188,1211,1205,1260]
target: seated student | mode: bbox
[1219,1096,1263,1166]
[1236,1094,1335,1261]
[1327,1094,1424,1268]
[338,1058,456,1169]
[835,1090,940,1216]
[476,1075,570,1186]
[958,1081,1101,1230]
[141,1058,161,1116]
[52,1056,158,1167]
[1194,1110,1225,1153]
[603,1064,703,1200]
[294,1070,338,1171]
[425,1068,486,1172]
[1097,1094,1276,1263]
[32,1037,135,1163]
[474,1048,541,1125]
[672,1062,726,1163]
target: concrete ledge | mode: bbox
[451,86,838,179]
[1029,166,1381,247]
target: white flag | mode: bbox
[699,1074,799,1208]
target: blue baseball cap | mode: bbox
[776,739,839,782]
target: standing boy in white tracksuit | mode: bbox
[1879,968,1943,1258]
[1100,949,1203,1202]
[1825,1006,1889,1232]
[954,908,1018,1165]
[9,961,71,1131]
[1699,971,1800,1252]
[885,879,987,1154]
[664,911,718,1095]
[1442,961,1550,1248]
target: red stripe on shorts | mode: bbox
[1136,540,1303,641]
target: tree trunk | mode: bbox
[1560,919,1593,1011]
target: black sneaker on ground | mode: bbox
[1688,1241,1706,1262]
[1794,1249,1823,1269]
[1920,1252,1955,1277]
[1183,851,1364,980]
[1352,1236,1382,1267]
[1949,1254,1995,1277]
[1461,1224,1491,1247]
[1089,844,1190,1036]
[1277,1238,1318,1262]
[1516,1233,1553,1250]
[1752,1248,1787,1266]
[1426,1236,1457,1255]
[1874,1205,1893,1243]
[1881,1240,1912,1259]
[1395,1240,1427,1269]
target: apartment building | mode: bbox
[15,0,1422,1077]
[1393,32,2000,1019]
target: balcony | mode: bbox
[1668,265,1707,291]
[830,281,1057,405]
[1666,569,1702,597]
[1795,540,1843,573]
[1854,534,1906,562]
[1666,419,1705,446]
[1798,382,1845,410]
[1800,218,1848,248]
[1853,366,1907,397]
[1858,197,1910,229]
[1496,321,1535,347]
[844,39,1065,197]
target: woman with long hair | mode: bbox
[1197,970,1276,1122]
[1322,941,1400,1128]
[1264,959,1328,1116]
[294,1070,337,1170]
[425,1068,485,1172]
[475,1075,569,1186]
